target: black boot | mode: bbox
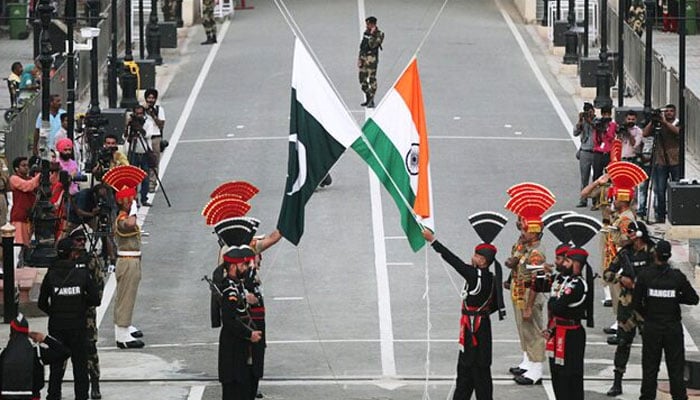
[606,371,623,397]
[201,34,216,45]
[361,93,370,107]
[91,378,102,399]
[366,96,375,108]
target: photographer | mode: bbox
[574,102,596,208]
[617,111,643,164]
[124,106,153,206]
[642,104,680,224]
[591,105,617,209]
[65,184,116,266]
[92,134,129,181]
[9,157,41,260]
[56,138,84,196]
[144,88,165,193]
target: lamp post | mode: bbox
[25,0,59,268]
[584,0,589,57]
[643,0,655,115]
[2,224,17,323]
[679,0,686,178]
[175,0,183,27]
[65,0,77,139]
[86,0,101,118]
[108,0,118,107]
[563,0,578,64]
[542,0,549,26]
[617,0,625,107]
[120,0,139,109]
[594,0,613,108]
[147,0,163,65]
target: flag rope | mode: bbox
[294,247,344,392]
[422,248,432,400]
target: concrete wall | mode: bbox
[182,0,201,27]
[514,0,537,23]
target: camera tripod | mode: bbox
[644,119,671,224]
[126,129,172,207]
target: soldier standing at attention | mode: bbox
[358,16,384,108]
[201,0,217,45]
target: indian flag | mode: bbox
[351,57,434,252]
[277,38,363,245]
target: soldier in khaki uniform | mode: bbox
[102,166,148,349]
[504,183,556,385]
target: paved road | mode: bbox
[75,0,700,399]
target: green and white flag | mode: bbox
[277,38,362,245]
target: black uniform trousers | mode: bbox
[47,328,89,400]
[453,318,493,400]
[549,327,585,400]
[613,325,637,373]
[222,366,256,400]
[640,322,687,400]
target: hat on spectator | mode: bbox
[10,313,29,334]
[56,138,73,152]
[69,227,87,240]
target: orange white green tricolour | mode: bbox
[351,57,434,252]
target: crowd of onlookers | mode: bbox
[574,102,680,224]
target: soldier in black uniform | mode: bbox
[603,221,654,396]
[0,314,70,400]
[545,213,598,400]
[633,240,699,400]
[38,238,101,400]
[422,211,507,400]
[218,245,264,400]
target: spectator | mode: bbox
[618,110,643,163]
[143,88,165,193]
[54,113,69,143]
[33,94,67,156]
[92,134,129,181]
[124,106,153,207]
[574,102,596,208]
[642,104,680,224]
[0,159,9,227]
[662,0,678,33]
[56,138,82,195]
[8,62,22,108]
[9,157,41,262]
[0,314,70,400]
[19,59,40,91]
[38,238,100,400]
[637,133,654,218]
[591,105,617,210]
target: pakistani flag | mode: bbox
[277,38,363,245]
[351,57,434,252]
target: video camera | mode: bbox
[650,108,663,122]
[593,117,612,132]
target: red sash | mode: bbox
[458,306,486,351]
[545,317,581,365]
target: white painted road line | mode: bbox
[177,135,572,144]
[187,385,205,400]
[387,262,414,266]
[495,0,578,148]
[95,19,233,329]
[272,296,305,301]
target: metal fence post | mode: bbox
[2,223,17,323]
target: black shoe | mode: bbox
[603,299,612,307]
[509,367,527,376]
[607,371,623,396]
[91,379,102,399]
[130,329,144,338]
[256,391,264,398]
[141,201,152,207]
[607,335,620,345]
[201,36,216,45]
[576,200,587,208]
[366,98,375,108]
[603,327,617,335]
[319,174,332,188]
[514,375,542,385]
[116,339,145,349]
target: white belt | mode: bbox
[118,250,142,257]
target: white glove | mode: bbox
[129,200,139,216]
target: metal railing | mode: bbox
[4,0,125,164]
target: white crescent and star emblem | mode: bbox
[286,133,307,195]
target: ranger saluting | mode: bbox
[358,16,384,108]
